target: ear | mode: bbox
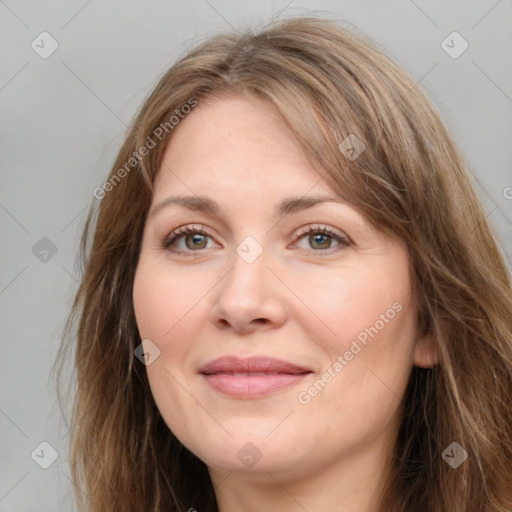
[413,331,438,368]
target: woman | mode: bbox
[54,16,512,512]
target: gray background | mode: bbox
[1,1,511,510]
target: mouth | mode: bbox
[198,355,313,398]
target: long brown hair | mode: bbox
[53,16,512,512]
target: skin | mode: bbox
[132,95,437,512]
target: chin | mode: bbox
[185,430,307,476]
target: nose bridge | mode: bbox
[211,236,287,331]
[222,237,269,307]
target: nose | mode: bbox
[210,246,288,334]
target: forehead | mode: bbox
[153,94,333,198]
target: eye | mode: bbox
[162,225,217,255]
[293,225,350,254]
[162,223,351,257]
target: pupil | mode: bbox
[311,233,330,249]
[186,233,206,249]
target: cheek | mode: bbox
[303,263,412,353]
[133,261,206,438]
[300,260,416,413]
[301,309,415,456]
[133,256,227,380]
[133,259,204,343]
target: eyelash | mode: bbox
[161,224,351,257]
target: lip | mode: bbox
[198,355,313,398]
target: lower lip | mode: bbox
[201,373,310,398]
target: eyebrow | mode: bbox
[149,194,348,219]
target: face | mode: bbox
[132,95,435,483]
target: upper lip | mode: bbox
[198,356,312,375]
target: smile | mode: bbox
[198,355,313,398]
